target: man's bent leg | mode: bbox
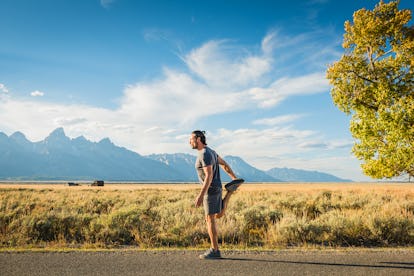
[206,214,219,251]
[215,191,234,219]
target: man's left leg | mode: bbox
[206,214,219,251]
[199,214,222,259]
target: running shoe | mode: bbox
[224,178,244,192]
[199,248,222,259]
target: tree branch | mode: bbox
[367,46,377,74]
[354,99,379,111]
[373,49,394,62]
[347,70,377,84]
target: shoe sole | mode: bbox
[199,255,222,259]
[224,178,244,192]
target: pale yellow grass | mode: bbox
[1,182,414,249]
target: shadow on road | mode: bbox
[380,262,414,266]
[220,257,414,270]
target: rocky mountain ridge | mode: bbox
[0,128,351,182]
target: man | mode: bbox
[190,130,244,259]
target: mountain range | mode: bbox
[0,128,351,182]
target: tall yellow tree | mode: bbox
[327,0,414,180]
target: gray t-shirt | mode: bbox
[195,146,222,193]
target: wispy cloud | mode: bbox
[261,31,278,55]
[269,28,340,73]
[143,28,173,42]
[307,0,330,5]
[251,155,367,181]
[298,141,329,149]
[100,0,115,9]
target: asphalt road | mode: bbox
[1,250,414,276]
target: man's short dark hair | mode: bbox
[192,130,207,145]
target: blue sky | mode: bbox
[1,0,413,181]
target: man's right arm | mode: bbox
[218,156,237,180]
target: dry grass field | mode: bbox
[1,182,413,249]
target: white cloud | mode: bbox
[0,83,9,93]
[271,73,329,96]
[30,90,44,97]
[184,39,272,89]
[120,69,230,126]
[253,114,305,126]
[211,127,319,159]
[54,117,87,126]
[0,92,191,154]
[247,73,329,108]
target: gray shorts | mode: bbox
[203,189,222,216]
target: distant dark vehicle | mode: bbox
[67,182,79,186]
[92,180,104,186]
